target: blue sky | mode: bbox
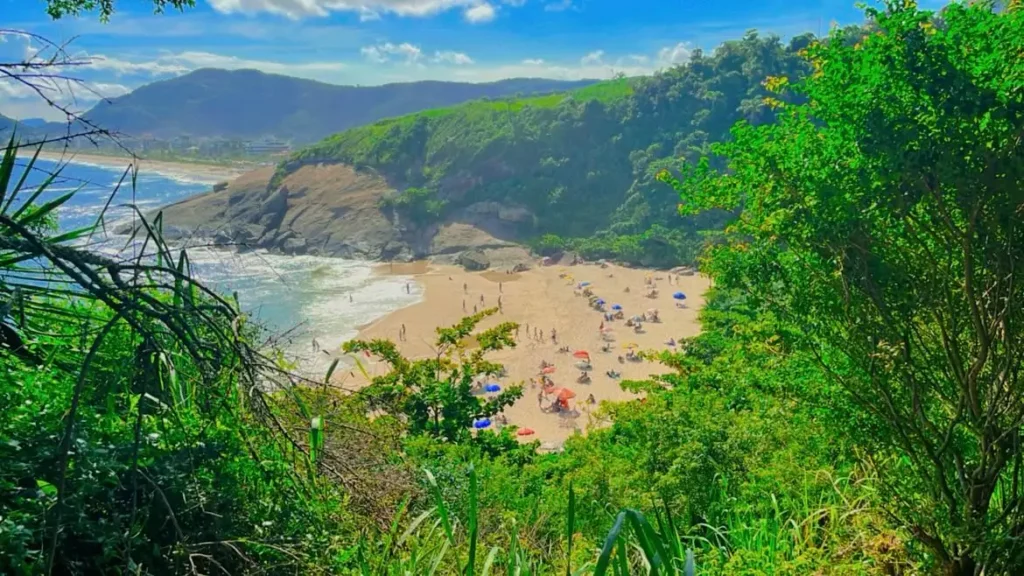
[1,0,952,120]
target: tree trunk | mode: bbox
[944,555,977,576]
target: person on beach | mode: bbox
[480,294,485,305]
[551,328,557,343]
[474,305,478,314]
[464,282,468,294]
[406,283,410,294]
[498,295,502,311]
[349,294,353,303]
[499,282,503,293]
[463,299,466,312]
[537,391,544,407]
[401,324,406,341]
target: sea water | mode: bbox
[10,157,422,374]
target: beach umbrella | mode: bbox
[673,291,687,300]
[596,298,606,305]
[557,388,577,402]
[517,428,535,436]
[543,385,562,395]
[473,419,491,429]
[623,342,639,349]
[484,383,501,393]
[579,281,591,287]
[573,350,590,359]
[541,366,556,375]
[611,304,622,310]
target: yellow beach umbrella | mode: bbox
[622,342,639,349]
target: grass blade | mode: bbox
[425,469,455,545]
[593,511,627,576]
[468,464,479,576]
[482,546,500,576]
[565,481,576,576]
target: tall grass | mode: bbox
[362,466,697,575]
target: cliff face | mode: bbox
[156,162,533,267]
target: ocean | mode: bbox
[11,157,422,374]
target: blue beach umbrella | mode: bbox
[673,291,687,300]
[473,419,492,429]
[484,383,501,393]
[611,304,622,311]
[579,281,591,287]
[596,298,606,306]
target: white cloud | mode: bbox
[83,54,192,76]
[464,3,496,22]
[206,0,515,19]
[521,58,545,65]
[502,0,526,5]
[81,51,345,77]
[433,51,474,65]
[360,42,424,64]
[625,54,648,64]
[657,42,692,65]
[579,50,604,66]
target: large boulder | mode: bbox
[458,249,490,271]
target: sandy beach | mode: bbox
[27,150,251,185]
[348,260,710,448]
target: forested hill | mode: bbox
[81,69,598,143]
[271,30,818,266]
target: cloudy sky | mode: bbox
[0,0,952,120]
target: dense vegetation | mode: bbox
[4,1,1024,574]
[279,31,820,267]
[79,69,597,143]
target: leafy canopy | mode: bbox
[44,0,194,20]
[664,1,1024,572]
[343,308,524,442]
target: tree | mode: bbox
[343,309,523,442]
[43,0,194,21]
[663,1,1024,573]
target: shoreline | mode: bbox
[351,259,710,447]
[24,150,252,185]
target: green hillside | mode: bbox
[277,33,815,266]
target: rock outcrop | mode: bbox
[152,162,536,266]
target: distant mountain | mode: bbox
[17,118,50,128]
[82,69,598,143]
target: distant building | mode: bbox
[244,138,291,155]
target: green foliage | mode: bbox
[665,1,1024,573]
[0,140,360,574]
[382,186,450,225]
[343,308,524,443]
[44,0,194,21]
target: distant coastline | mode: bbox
[23,150,252,186]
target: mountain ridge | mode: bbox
[78,68,599,143]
